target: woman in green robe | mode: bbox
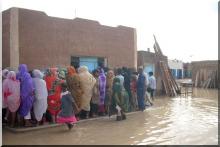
[111,78,127,121]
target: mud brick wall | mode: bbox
[2,10,10,69]
[2,8,137,70]
[191,60,218,81]
[191,60,218,88]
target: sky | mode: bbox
[1,0,218,62]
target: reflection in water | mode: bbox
[137,88,218,145]
[3,88,218,145]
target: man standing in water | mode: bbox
[148,72,156,101]
[137,67,146,111]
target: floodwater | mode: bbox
[3,88,218,145]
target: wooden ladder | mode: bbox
[153,35,180,97]
[160,61,178,96]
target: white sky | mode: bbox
[1,0,218,62]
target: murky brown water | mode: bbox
[2,88,218,145]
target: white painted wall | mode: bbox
[168,59,184,78]
[168,59,183,69]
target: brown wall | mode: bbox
[3,8,137,70]
[138,50,167,66]
[2,9,10,68]
[137,50,168,77]
[191,60,218,85]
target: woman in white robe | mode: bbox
[78,66,96,118]
[32,69,48,124]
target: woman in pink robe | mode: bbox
[3,71,20,127]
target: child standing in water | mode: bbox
[57,82,77,130]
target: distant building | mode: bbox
[183,62,192,78]
[138,50,168,95]
[168,59,184,79]
[2,7,137,71]
[191,60,218,88]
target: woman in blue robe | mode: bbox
[137,67,146,111]
[17,64,35,127]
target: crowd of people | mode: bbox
[2,64,156,130]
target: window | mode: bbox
[71,56,107,72]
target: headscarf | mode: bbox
[113,78,122,93]
[67,66,77,76]
[17,64,30,81]
[7,71,17,81]
[78,66,88,74]
[45,68,57,91]
[107,70,114,79]
[18,64,28,76]
[107,70,115,88]
[58,70,66,79]
[112,77,123,107]
[2,69,9,78]
[32,69,44,79]
[50,68,58,77]
[17,64,34,117]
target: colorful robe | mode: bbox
[137,72,146,111]
[32,69,48,121]
[45,68,63,115]
[111,78,125,111]
[105,70,114,110]
[91,77,100,105]
[2,69,9,109]
[17,64,34,117]
[78,66,96,111]
[98,69,106,113]
[3,71,20,112]
[66,66,83,109]
[130,75,138,111]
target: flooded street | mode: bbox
[3,88,218,145]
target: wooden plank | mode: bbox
[195,71,199,87]
[153,35,180,96]
[206,78,211,88]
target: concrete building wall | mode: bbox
[168,59,183,69]
[3,8,137,70]
[138,50,168,95]
[191,60,218,85]
[10,8,20,69]
[183,63,192,78]
[137,50,168,75]
[168,59,184,79]
[2,9,10,69]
